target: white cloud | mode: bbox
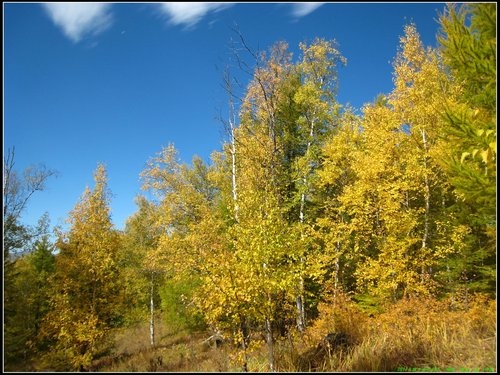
[157,2,232,28]
[42,3,112,43]
[291,3,324,18]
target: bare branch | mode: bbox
[3,147,58,222]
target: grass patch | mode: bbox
[93,320,235,372]
[26,293,496,372]
[294,292,496,372]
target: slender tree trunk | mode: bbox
[265,317,275,372]
[295,278,305,332]
[227,71,247,370]
[150,273,155,347]
[239,317,249,372]
[230,117,239,221]
[421,129,430,249]
[299,117,316,224]
[222,68,239,220]
[420,129,430,283]
[333,241,341,300]
[296,117,316,332]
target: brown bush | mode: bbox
[291,291,496,372]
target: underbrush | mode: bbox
[292,292,497,372]
[90,320,234,372]
[35,292,495,372]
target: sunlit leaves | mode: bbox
[316,25,471,301]
[40,164,123,370]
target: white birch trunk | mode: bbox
[230,117,239,220]
[296,117,316,332]
[334,241,341,300]
[265,317,275,372]
[420,129,430,282]
[150,273,155,347]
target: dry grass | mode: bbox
[47,293,495,372]
[92,320,236,372]
[290,292,497,372]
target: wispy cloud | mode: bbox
[291,3,324,18]
[157,2,232,28]
[42,3,112,43]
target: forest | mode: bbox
[3,3,496,372]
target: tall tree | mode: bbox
[234,41,299,371]
[3,148,57,368]
[39,164,123,370]
[389,24,459,297]
[215,37,347,368]
[122,196,164,346]
[291,38,346,330]
[314,108,363,297]
[140,144,227,329]
[322,24,462,302]
[436,3,496,295]
[4,216,56,367]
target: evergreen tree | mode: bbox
[4,231,55,366]
[437,3,496,295]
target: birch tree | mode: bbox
[122,196,164,346]
[291,38,345,330]
[39,164,123,371]
[234,41,298,371]
[319,25,459,301]
[389,24,458,295]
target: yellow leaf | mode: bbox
[460,152,470,163]
[481,149,490,164]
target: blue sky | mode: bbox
[4,2,448,232]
